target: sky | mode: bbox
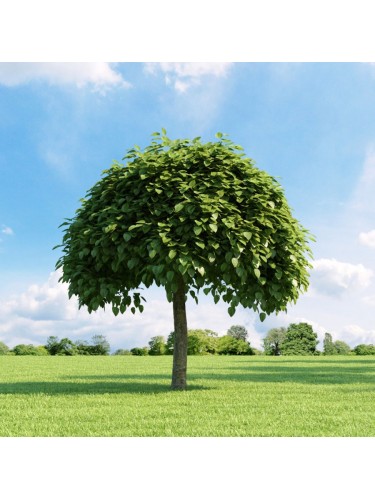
[1,62,375,352]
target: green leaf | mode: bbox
[209,223,218,233]
[149,249,157,259]
[228,305,235,317]
[123,233,132,242]
[169,249,177,260]
[196,241,205,249]
[259,312,267,322]
[197,266,205,276]
[174,203,184,213]
[254,268,261,279]
[194,226,203,236]
[215,132,223,139]
[167,270,174,281]
[243,232,252,240]
[231,257,239,267]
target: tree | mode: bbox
[227,325,248,341]
[188,329,218,355]
[216,335,253,355]
[323,332,336,355]
[56,131,313,389]
[281,323,318,355]
[263,327,286,355]
[45,336,60,355]
[353,344,375,355]
[167,329,218,355]
[148,336,167,355]
[91,334,110,355]
[113,349,132,355]
[45,336,78,356]
[130,347,149,356]
[12,344,48,355]
[0,341,9,355]
[333,340,351,355]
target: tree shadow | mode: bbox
[1,358,374,395]
[191,358,375,386]
[0,373,208,396]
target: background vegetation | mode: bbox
[1,322,372,357]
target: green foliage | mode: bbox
[227,324,248,341]
[281,323,318,355]
[113,349,132,355]
[333,340,351,355]
[130,347,149,356]
[188,329,218,355]
[353,344,375,355]
[165,331,174,355]
[45,336,78,356]
[0,341,9,355]
[166,329,218,355]
[46,335,110,356]
[12,344,49,356]
[90,334,111,355]
[263,327,286,355]
[324,333,351,355]
[55,131,313,321]
[323,332,336,355]
[45,336,61,355]
[148,336,167,355]
[216,335,253,355]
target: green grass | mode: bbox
[0,355,374,436]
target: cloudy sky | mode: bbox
[0,62,374,351]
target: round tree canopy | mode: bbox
[56,131,313,320]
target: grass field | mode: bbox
[0,355,374,437]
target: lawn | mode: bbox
[0,355,374,436]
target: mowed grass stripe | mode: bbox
[0,356,374,436]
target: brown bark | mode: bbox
[171,276,188,390]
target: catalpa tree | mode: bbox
[56,131,313,389]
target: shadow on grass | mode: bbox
[1,358,374,395]
[189,358,375,385]
[0,374,208,396]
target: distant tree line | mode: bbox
[0,335,110,356]
[0,323,373,356]
[114,325,258,356]
[262,323,369,356]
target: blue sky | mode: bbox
[1,62,375,351]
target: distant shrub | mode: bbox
[12,344,48,355]
[217,335,254,355]
[130,347,149,356]
[0,341,9,355]
[333,340,351,355]
[113,349,132,356]
[353,344,375,355]
[148,336,167,356]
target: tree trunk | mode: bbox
[171,276,188,390]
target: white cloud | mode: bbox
[1,225,14,235]
[0,63,130,91]
[144,62,233,92]
[0,271,255,351]
[363,294,375,306]
[359,229,375,248]
[310,258,373,296]
[339,324,375,347]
